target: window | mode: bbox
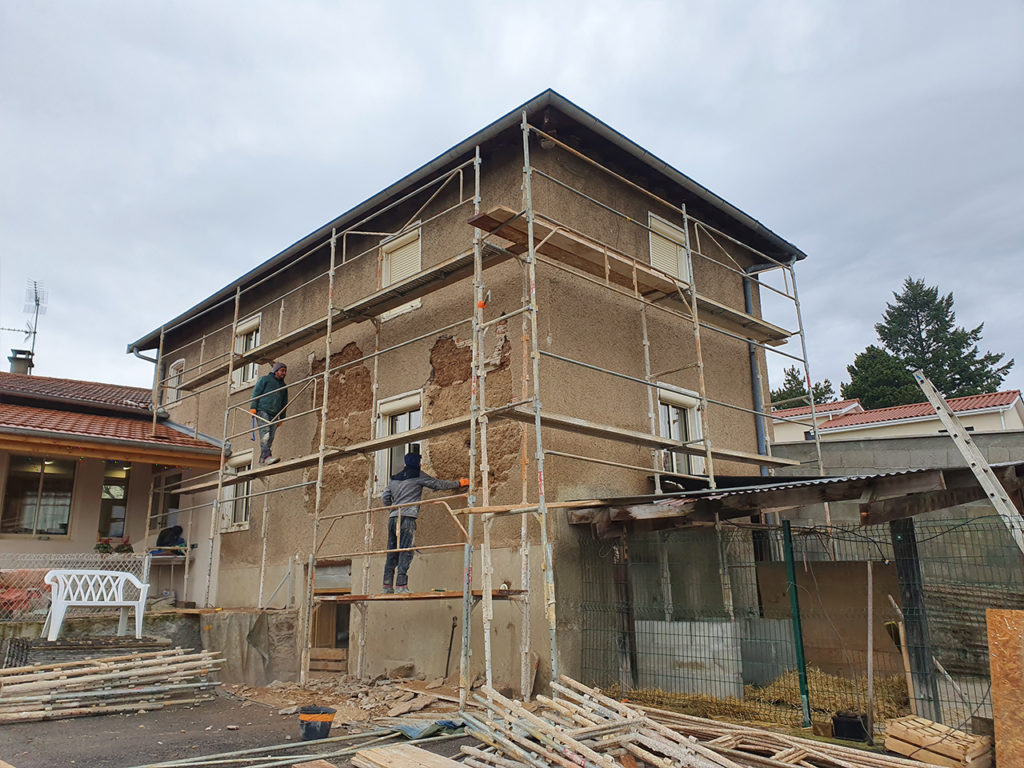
[380,227,422,319]
[165,358,185,404]
[375,392,422,491]
[649,214,692,283]
[233,315,261,387]
[223,451,253,530]
[98,461,130,539]
[657,386,704,476]
[149,470,181,532]
[1,456,77,536]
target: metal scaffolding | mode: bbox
[143,110,823,700]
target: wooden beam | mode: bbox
[506,407,800,467]
[861,478,1024,526]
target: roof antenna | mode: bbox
[1,280,47,375]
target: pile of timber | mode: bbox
[884,716,992,768]
[0,647,222,723]
[461,675,935,767]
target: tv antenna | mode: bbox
[0,280,47,372]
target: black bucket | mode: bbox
[298,705,336,741]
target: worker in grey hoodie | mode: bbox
[381,452,468,594]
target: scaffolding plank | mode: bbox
[176,414,473,494]
[179,246,512,391]
[324,589,524,603]
[504,406,799,467]
[470,206,793,345]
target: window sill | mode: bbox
[381,298,422,322]
[230,380,258,395]
[221,522,251,534]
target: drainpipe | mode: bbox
[130,344,158,363]
[744,268,769,477]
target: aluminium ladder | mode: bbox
[913,368,1024,556]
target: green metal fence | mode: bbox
[579,515,1022,734]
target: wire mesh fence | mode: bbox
[0,552,149,622]
[579,515,1022,734]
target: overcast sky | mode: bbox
[1,1,1021,402]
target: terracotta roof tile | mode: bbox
[773,399,862,418]
[820,390,1022,430]
[0,403,219,452]
[0,371,152,411]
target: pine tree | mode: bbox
[771,365,836,408]
[840,346,920,410]
[842,277,1013,408]
[874,277,1013,396]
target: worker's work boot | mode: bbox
[263,456,280,466]
[395,585,410,594]
[382,584,394,594]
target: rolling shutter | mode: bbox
[383,229,421,286]
[649,215,691,282]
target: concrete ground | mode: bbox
[0,690,469,768]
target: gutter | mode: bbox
[126,89,808,352]
[0,424,222,458]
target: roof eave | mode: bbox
[127,89,808,351]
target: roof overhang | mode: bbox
[568,462,1024,537]
[0,426,222,470]
[127,89,808,352]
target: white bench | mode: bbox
[41,569,150,642]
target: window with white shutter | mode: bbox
[649,214,691,283]
[657,385,704,476]
[381,227,422,319]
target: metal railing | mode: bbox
[579,516,1019,734]
[0,552,149,622]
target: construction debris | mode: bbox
[0,647,222,723]
[460,675,932,768]
[226,675,463,720]
[884,716,992,767]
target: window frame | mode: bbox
[656,385,704,476]
[98,460,131,540]
[648,213,692,284]
[0,454,79,538]
[374,391,423,493]
[222,450,253,532]
[165,358,186,404]
[380,225,422,320]
[232,314,262,389]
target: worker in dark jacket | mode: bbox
[381,452,468,593]
[249,362,288,465]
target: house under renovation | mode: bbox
[122,90,858,694]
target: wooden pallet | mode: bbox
[884,716,993,767]
[352,743,462,767]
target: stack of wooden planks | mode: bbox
[460,675,937,767]
[352,743,462,767]
[0,647,222,723]
[884,716,992,768]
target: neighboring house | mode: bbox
[773,391,1024,443]
[771,398,863,443]
[0,369,221,602]
[125,90,812,687]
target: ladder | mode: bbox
[913,369,1024,556]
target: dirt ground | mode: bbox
[0,689,470,768]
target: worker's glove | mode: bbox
[249,409,258,415]
[459,477,470,488]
